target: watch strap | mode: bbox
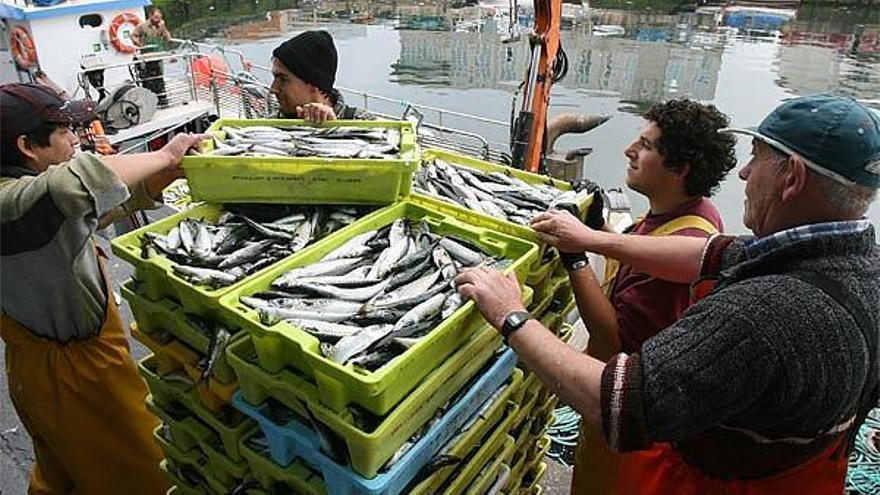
[501,310,533,344]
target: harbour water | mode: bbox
[202,4,880,233]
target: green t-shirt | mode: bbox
[134,22,170,53]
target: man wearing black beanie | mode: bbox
[271,30,372,121]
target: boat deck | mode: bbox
[107,100,213,147]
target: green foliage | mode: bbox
[151,0,303,37]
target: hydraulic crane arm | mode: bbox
[510,0,563,173]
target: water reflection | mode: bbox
[387,6,879,112]
[392,29,724,105]
[214,3,880,110]
[208,3,880,230]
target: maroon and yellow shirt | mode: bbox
[606,197,723,353]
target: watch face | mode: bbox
[504,311,531,333]
[502,311,533,342]
[509,312,528,327]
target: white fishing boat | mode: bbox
[1,0,276,154]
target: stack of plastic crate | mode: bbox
[217,200,539,494]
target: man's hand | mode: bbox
[455,268,525,330]
[296,103,336,123]
[159,133,205,170]
[568,179,606,230]
[531,209,598,253]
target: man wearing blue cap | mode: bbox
[455,94,880,494]
[270,30,372,122]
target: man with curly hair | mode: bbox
[456,94,879,494]
[539,99,737,494]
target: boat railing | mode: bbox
[76,38,514,163]
[74,46,278,136]
[335,85,512,161]
[242,60,514,162]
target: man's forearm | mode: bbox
[508,320,605,430]
[588,232,706,284]
[102,151,173,187]
[569,267,621,360]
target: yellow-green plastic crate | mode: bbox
[153,425,251,491]
[161,459,213,495]
[139,355,256,462]
[409,373,522,495]
[112,203,239,312]
[462,435,517,495]
[559,322,575,345]
[512,373,541,431]
[505,438,533,494]
[154,424,207,469]
[168,487,266,495]
[113,203,369,318]
[527,255,561,302]
[527,437,551,469]
[513,411,538,455]
[517,462,547,495]
[539,311,564,338]
[131,321,238,385]
[529,413,554,440]
[560,297,578,321]
[534,384,555,411]
[414,148,596,264]
[239,429,327,495]
[528,275,569,319]
[147,401,255,474]
[159,453,231,495]
[531,395,559,424]
[138,341,236,413]
[549,285,575,317]
[226,325,504,479]
[219,200,538,415]
[147,395,230,461]
[441,424,515,495]
[523,369,544,399]
[123,280,241,381]
[183,119,419,204]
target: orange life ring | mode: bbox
[10,26,37,69]
[108,13,142,54]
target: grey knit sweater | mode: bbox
[600,224,879,478]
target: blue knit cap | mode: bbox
[721,94,880,189]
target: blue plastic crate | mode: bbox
[232,349,517,495]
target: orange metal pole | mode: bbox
[524,0,562,173]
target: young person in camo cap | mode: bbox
[455,94,880,494]
[0,83,203,494]
[270,30,373,122]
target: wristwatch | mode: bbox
[559,251,590,271]
[501,310,534,344]
[568,258,590,271]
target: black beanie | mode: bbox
[272,30,337,95]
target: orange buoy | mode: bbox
[10,26,37,69]
[108,13,142,53]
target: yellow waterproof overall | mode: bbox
[2,249,168,495]
[572,215,717,495]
